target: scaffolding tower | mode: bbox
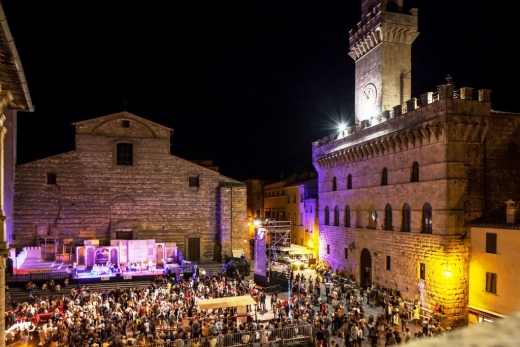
[266,220,291,275]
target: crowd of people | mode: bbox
[282,271,449,346]
[4,266,450,347]
[5,271,310,347]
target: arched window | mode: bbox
[324,206,330,225]
[422,203,433,233]
[347,174,353,189]
[332,177,337,191]
[402,203,411,232]
[334,206,340,226]
[411,162,419,182]
[381,167,388,186]
[344,205,351,227]
[385,204,393,231]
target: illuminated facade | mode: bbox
[467,200,520,323]
[13,112,248,262]
[260,173,318,258]
[0,2,34,346]
[312,0,520,326]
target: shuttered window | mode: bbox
[486,233,497,254]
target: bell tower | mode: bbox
[349,0,419,123]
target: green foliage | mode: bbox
[309,264,316,270]
[225,258,250,277]
[299,264,305,270]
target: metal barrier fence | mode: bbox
[129,324,313,347]
[7,271,70,283]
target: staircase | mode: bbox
[7,280,153,305]
[195,261,223,275]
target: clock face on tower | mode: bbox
[359,83,377,119]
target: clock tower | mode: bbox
[349,0,419,123]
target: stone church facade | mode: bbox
[312,0,520,326]
[13,112,248,261]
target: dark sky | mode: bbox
[2,0,518,181]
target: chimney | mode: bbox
[505,199,520,224]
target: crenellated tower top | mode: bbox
[350,0,419,123]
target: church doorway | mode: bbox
[360,248,372,289]
[187,238,200,261]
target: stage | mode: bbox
[70,263,199,284]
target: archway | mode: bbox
[110,248,118,265]
[156,245,164,268]
[360,248,372,289]
[87,248,95,267]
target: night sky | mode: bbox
[2,0,518,181]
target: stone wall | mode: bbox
[312,89,520,326]
[13,112,247,261]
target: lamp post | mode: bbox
[286,267,292,322]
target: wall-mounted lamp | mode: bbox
[442,263,452,277]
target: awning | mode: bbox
[197,295,257,310]
[280,244,312,255]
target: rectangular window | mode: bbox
[344,248,348,259]
[116,143,133,166]
[46,173,56,185]
[189,175,199,188]
[486,233,497,254]
[256,210,260,218]
[419,263,426,280]
[486,272,497,294]
[327,244,330,254]
[122,120,130,128]
[386,256,391,271]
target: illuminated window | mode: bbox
[116,143,133,166]
[402,204,411,232]
[332,177,337,191]
[327,244,330,254]
[344,248,348,259]
[189,175,199,188]
[385,204,393,231]
[422,203,432,233]
[411,162,419,182]
[324,206,330,225]
[46,173,56,185]
[344,205,351,227]
[381,167,388,186]
[386,256,391,270]
[486,272,497,294]
[334,206,340,226]
[347,174,353,189]
[419,263,426,280]
[122,120,130,128]
[486,233,497,254]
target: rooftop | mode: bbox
[466,205,520,229]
